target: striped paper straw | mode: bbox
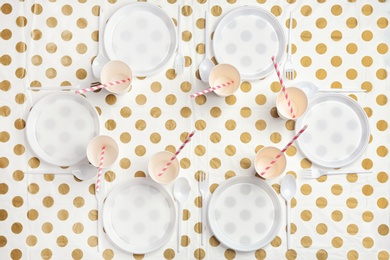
[157,130,196,177]
[271,56,296,118]
[95,146,106,193]
[74,78,131,95]
[190,80,234,98]
[260,125,308,176]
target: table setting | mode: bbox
[0,1,389,259]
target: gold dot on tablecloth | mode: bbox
[58,183,70,195]
[225,95,237,105]
[0,29,12,41]
[225,119,236,130]
[240,132,251,143]
[181,155,193,167]
[362,237,374,248]
[104,171,116,182]
[43,196,54,208]
[11,249,22,260]
[41,248,52,260]
[26,235,37,247]
[301,210,312,221]
[88,210,97,221]
[0,183,8,194]
[56,236,68,247]
[194,248,206,260]
[72,249,83,260]
[210,158,221,169]
[270,236,281,247]
[177,208,188,221]
[316,223,328,235]
[0,210,7,221]
[12,197,23,208]
[119,158,131,169]
[135,120,147,130]
[105,119,116,130]
[28,183,39,194]
[136,94,147,105]
[73,197,85,208]
[270,82,281,92]
[165,120,177,130]
[180,107,192,118]
[0,157,9,168]
[347,250,358,260]
[301,236,312,248]
[347,224,359,235]
[57,210,69,221]
[225,249,236,260]
[11,222,22,234]
[316,18,327,29]
[377,43,388,54]
[332,236,343,248]
[224,145,236,156]
[105,94,117,105]
[150,107,162,118]
[87,236,97,247]
[378,172,388,183]
[72,223,84,234]
[150,132,161,144]
[163,248,175,259]
[209,236,220,247]
[255,94,267,105]
[27,209,38,220]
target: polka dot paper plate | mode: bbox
[213,6,285,80]
[26,93,100,166]
[295,93,370,168]
[104,3,177,77]
[208,176,282,251]
[103,178,176,254]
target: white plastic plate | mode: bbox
[295,93,370,168]
[26,93,100,166]
[213,6,286,80]
[208,176,282,251]
[104,3,177,77]
[103,178,176,254]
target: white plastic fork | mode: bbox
[174,5,184,75]
[198,171,209,246]
[301,168,372,179]
[284,11,294,80]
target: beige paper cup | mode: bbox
[276,87,308,120]
[87,135,119,168]
[148,151,180,185]
[254,146,287,179]
[100,60,132,94]
[209,64,241,97]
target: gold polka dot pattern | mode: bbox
[0,1,389,259]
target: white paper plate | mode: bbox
[213,6,285,80]
[26,93,100,166]
[104,3,177,77]
[103,178,176,254]
[208,176,282,251]
[295,94,370,168]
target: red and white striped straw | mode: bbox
[271,56,296,118]
[74,78,131,95]
[260,125,308,176]
[95,146,106,193]
[157,130,196,177]
[190,80,234,98]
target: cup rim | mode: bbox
[254,146,287,179]
[148,151,180,184]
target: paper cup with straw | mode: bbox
[148,130,196,184]
[100,60,132,94]
[255,125,308,179]
[276,86,308,120]
[271,56,297,119]
[87,135,119,169]
[208,64,240,97]
[148,151,180,184]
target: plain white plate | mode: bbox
[26,93,100,166]
[208,176,282,251]
[103,178,176,254]
[104,2,177,77]
[295,93,370,168]
[213,6,286,80]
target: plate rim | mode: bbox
[25,92,100,166]
[212,5,286,80]
[103,178,176,254]
[207,176,282,251]
[295,93,370,168]
[103,2,177,77]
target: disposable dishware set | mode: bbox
[23,2,371,256]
